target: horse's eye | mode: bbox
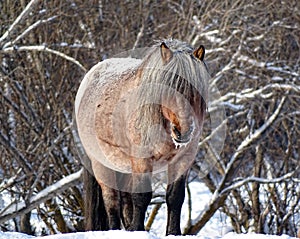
[172,126,181,139]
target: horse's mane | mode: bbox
[133,39,210,147]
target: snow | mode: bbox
[0,232,35,239]
[0,231,297,239]
[1,182,298,239]
[0,170,82,222]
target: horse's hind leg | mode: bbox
[99,183,121,230]
[84,168,108,231]
[166,172,187,235]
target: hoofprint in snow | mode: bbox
[0,182,298,239]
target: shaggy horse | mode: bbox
[75,39,210,235]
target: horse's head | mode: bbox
[136,39,208,149]
[159,41,207,148]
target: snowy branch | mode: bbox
[0,169,83,224]
[220,168,299,195]
[2,16,58,49]
[2,45,86,72]
[219,96,286,188]
[212,83,299,107]
[0,169,23,193]
[185,96,287,235]
[237,55,300,77]
[0,0,40,44]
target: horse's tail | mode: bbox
[83,168,108,231]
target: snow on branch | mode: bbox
[0,169,23,193]
[2,45,86,72]
[220,167,299,195]
[185,97,287,235]
[220,96,286,185]
[209,30,246,86]
[0,169,83,224]
[237,55,299,77]
[0,0,40,44]
[212,83,299,106]
[2,16,58,49]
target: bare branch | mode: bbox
[0,0,40,43]
[0,169,83,224]
[2,45,86,72]
[221,96,286,186]
[2,16,58,49]
[220,169,299,195]
[185,96,287,235]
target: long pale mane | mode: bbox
[132,39,209,146]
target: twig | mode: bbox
[0,0,40,43]
[145,203,163,231]
[2,45,86,72]
[220,168,299,195]
[132,23,145,51]
[0,169,83,224]
[2,16,58,49]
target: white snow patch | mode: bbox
[1,182,298,239]
[0,232,35,238]
[222,232,296,239]
[0,231,298,239]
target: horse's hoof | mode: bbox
[127,225,145,231]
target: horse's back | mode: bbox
[75,57,141,174]
[75,58,140,116]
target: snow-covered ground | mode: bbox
[0,231,298,239]
[0,182,298,239]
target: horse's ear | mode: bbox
[193,45,205,61]
[160,42,173,64]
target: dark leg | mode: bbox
[166,173,187,235]
[84,168,108,231]
[128,191,152,231]
[117,172,133,229]
[100,184,121,230]
[120,191,133,229]
[128,172,152,231]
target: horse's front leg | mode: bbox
[128,161,152,231]
[130,189,152,231]
[120,191,133,229]
[100,183,121,230]
[166,172,187,235]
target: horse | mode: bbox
[75,39,210,235]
